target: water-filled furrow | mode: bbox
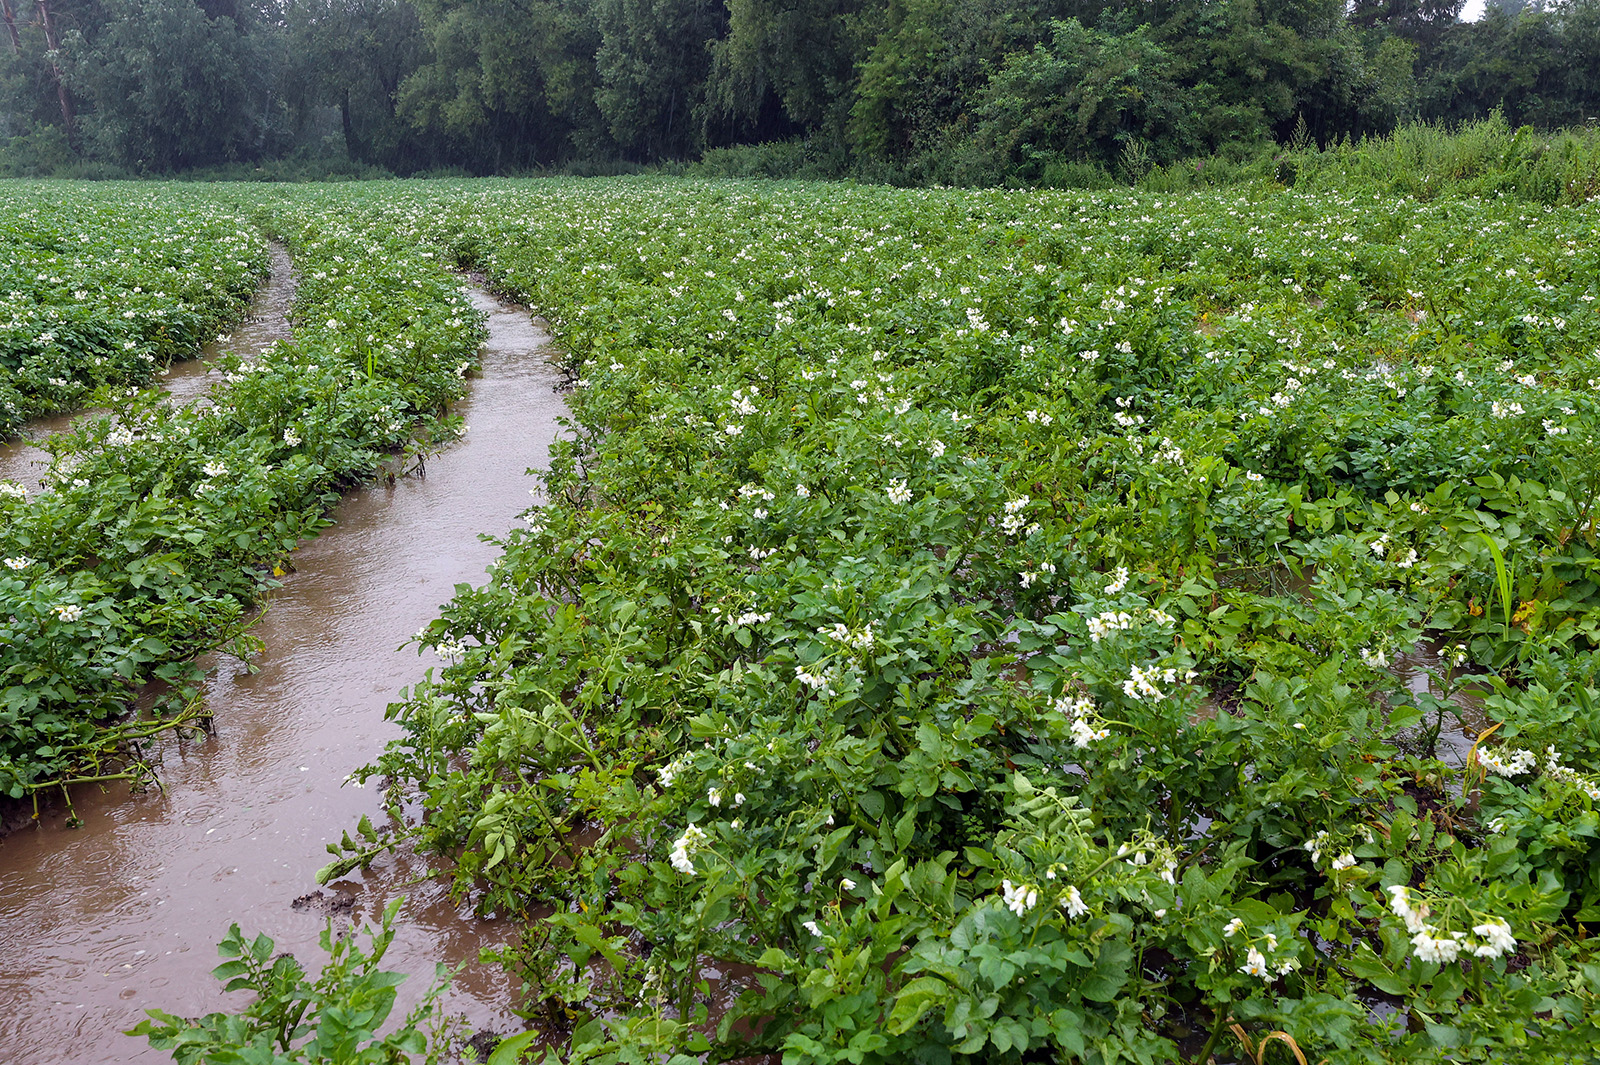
[0,242,295,491]
[0,284,562,1062]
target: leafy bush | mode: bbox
[0,127,81,177]
[1292,113,1600,205]
[689,138,850,180]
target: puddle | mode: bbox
[1388,641,1493,768]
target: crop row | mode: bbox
[0,187,486,800]
[0,184,269,435]
[264,177,1600,1062]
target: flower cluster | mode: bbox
[820,622,876,651]
[1116,839,1179,885]
[1223,917,1299,983]
[433,637,469,660]
[1112,397,1145,428]
[1086,610,1135,642]
[1302,830,1356,871]
[669,824,708,875]
[1000,879,1039,916]
[1122,663,1182,703]
[1476,745,1536,778]
[1386,886,1518,962]
[656,754,690,789]
[1000,495,1031,535]
[1018,561,1056,588]
[795,664,842,696]
[1541,746,1600,801]
[1053,694,1111,748]
[737,482,775,503]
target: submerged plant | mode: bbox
[126,898,460,1064]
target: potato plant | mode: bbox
[273,175,1600,1064]
[0,182,269,434]
[0,187,486,801]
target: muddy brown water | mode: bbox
[0,280,565,1062]
[0,243,297,491]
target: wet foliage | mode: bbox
[128,897,461,1064]
[253,163,1600,1063]
[0,180,485,799]
[0,186,265,434]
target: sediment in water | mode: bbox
[0,284,565,1062]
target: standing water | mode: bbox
[0,279,564,1062]
[0,243,297,491]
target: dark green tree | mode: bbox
[283,0,428,168]
[593,0,723,160]
[0,0,94,148]
[75,0,284,170]
[847,0,948,159]
[705,0,864,144]
[1350,0,1465,51]
[397,0,604,170]
[850,0,1091,166]
[1421,6,1558,123]
[965,18,1196,180]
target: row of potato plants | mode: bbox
[0,184,269,436]
[0,184,486,801]
[286,177,1600,1064]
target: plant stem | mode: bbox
[1193,994,1233,1065]
[521,775,579,864]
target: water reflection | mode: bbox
[0,283,564,1062]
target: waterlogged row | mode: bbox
[0,183,270,435]
[230,177,1600,1065]
[0,193,486,798]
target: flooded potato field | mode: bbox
[0,272,564,1062]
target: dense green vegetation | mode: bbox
[0,180,483,802]
[0,192,264,433]
[3,0,1600,183]
[0,128,1554,1061]
[186,155,1600,1060]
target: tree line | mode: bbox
[1,0,1598,181]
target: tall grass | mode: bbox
[1134,112,1600,204]
[1289,112,1600,204]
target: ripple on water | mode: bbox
[0,281,561,1063]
